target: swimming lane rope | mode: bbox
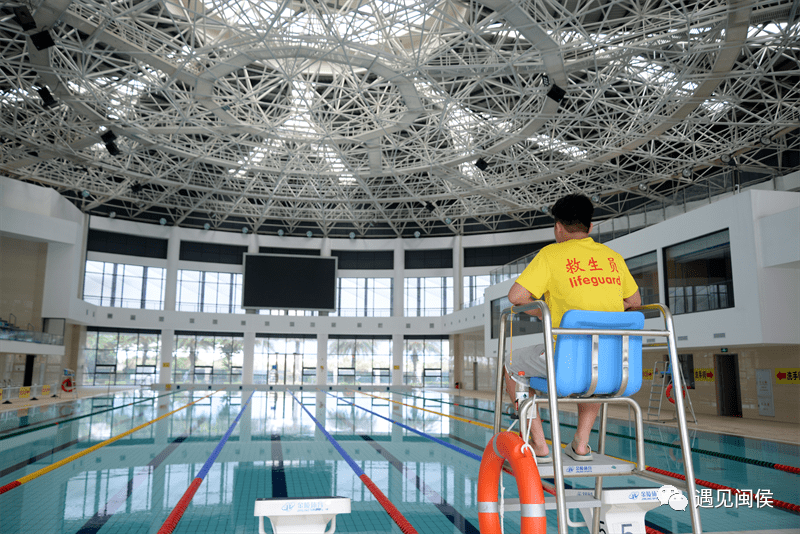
[0,390,220,495]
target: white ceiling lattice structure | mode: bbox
[1,0,798,237]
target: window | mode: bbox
[490,296,542,339]
[332,250,393,269]
[463,275,491,308]
[626,251,659,317]
[664,230,734,315]
[327,336,392,385]
[176,270,243,313]
[83,261,165,309]
[179,241,247,264]
[87,229,167,258]
[464,242,547,267]
[333,278,393,317]
[83,329,160,385]
[405,249,452,269]
[172,332,244,384]
[254,335,317,385]
[404,337,450,386]
[404,277,453,316]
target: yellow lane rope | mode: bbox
[6,390,221,490]
[350,389,496,431]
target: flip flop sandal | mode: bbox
[564,441,593,462]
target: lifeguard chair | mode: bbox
[486,302,702,534]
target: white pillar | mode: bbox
[392,333,404,386]
[317,332,328,386]
[159,328,174,386]
[164,231,180,312]
[393,240,404,318]
[242,331,255,385]
[453,234,463,311]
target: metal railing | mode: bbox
[0,382,61,404]
[0,326,64,345]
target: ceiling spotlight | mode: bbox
[638,183,648,191]
[81,190,90,198]
[242,227,249,234]
[445,217,452,225]
[306,230,313,238]
[541,206,549,213]
[204,223,211,230]
[591,195,599,203]
[720,154,732,164]
[760,135,772,146]
[682,168,692,179]
[109,211,116,219]
[278,229,284,236]
[349,232,355,239]
[159,218,167,225]
[414,231,421,239]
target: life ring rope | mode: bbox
[478,431,547,534]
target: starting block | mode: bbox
[254,497,351,534]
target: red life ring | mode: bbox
[665,383,686,404]
[478,431,546,534]
[61,377,74,393]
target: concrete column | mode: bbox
[242,331,255,385]
[393,241,404,318]
[392,333,404,386]
[317,332,328,386]
[164,231,180,312]
[159,328,174,385]
[453,234,463,312]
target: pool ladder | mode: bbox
[492,302,702,534]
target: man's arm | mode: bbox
[623,289,642,311]
[508,282,543,319]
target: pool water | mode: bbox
[1,388,797,534]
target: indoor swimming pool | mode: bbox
[1,389,798,534]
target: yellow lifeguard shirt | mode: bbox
[515,237,638,329]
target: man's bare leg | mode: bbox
[504,369,550,457]
[573,403,601,455]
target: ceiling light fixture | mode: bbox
[414,231,421,239]
[242,227,249,234]
[721,154,732,164]
[349,232,355,239]
[109,211,116,219]
[306,231,313,238]
[278,229,284,236]
[638,183,648,191]
[760,135,772,146]
[682,168,692,179]
[81,190,90,198]
[204,223,211,230]
[445,217,452,224]
[159,218,167,225]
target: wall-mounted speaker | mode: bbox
[30,30,55,51]
[546,84,566,103]
[13,7,37,32]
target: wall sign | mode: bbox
[756,369,774,417]
[693,369,714,382]
[775,368,800,384]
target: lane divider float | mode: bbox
[291,391,419,534]
[402,391,799,475]
[0,391,177,441]
[0,390,220,495]
[157,392,255,534]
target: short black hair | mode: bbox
[550,193,593,233]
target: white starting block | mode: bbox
[576,487,666,534]
[255,497,351,534]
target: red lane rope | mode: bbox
[157,478,203,534]
[645,466,800,514]
[359,474,418,534]
[775,464,800,475]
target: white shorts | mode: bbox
[506,343,546,386]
